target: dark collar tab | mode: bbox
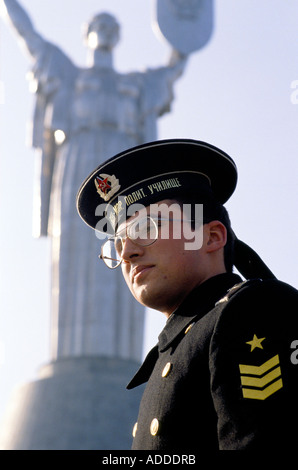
[126,344,159,389]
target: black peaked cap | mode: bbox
[76,139,238,234]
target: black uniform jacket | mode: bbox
[127,273,298,451]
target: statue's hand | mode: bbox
[169,49,188,66]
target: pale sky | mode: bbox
[0,0,297,422]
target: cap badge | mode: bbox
[94,174,121,201]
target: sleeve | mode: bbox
[209,279,298,450]
[140,53,187,118]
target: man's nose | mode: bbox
[121,237,145,261]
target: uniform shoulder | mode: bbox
[209,278,298,449]
[213,278,298,340]
[221,277,298,308]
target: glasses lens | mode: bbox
[128,216,158,246]
[101,237,122,268]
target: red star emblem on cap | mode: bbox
[96,176,111,194]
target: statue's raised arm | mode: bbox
[136,0,213,140]
[1,0,77,237]
[167,48,188,84]
[0,0,45,59]
[1,0,78,105]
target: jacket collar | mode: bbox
[158,273,242,352]
[127,272,242,389]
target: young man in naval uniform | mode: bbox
[77,139,298,451]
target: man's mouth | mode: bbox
[131,265,154,282]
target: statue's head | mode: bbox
[83,12,120,51]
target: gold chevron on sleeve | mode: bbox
[239,354,279,376]
[240,366,281,388]
[239,354,283,401]
[242,379,283,400]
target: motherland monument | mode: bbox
[0,0,213,449]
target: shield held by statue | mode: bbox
[152,0,214,54]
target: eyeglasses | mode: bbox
[99,215,193,269]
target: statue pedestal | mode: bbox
[0,356,143,450]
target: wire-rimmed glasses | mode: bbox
[99,216,160,269]
[99,215,194,269]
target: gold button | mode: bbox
[185,322,195,334]
[162,362,172,378]
[132,422,138,437]
[150,418,159,436]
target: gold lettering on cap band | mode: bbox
[123,177,183,208]
[147,177,182,195]
[124,188,147,206]
[107,170,211,209]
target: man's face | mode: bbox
[118,199,212,317]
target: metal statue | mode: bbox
[0,0,212,362]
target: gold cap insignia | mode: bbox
[94,174,121,201]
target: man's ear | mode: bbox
[205,220,227,253]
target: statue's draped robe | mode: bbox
[30,43,182,360]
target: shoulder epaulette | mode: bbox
[215,279,262,306]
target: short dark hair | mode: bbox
[174,194,235,273]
